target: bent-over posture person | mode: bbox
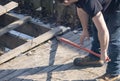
[58,0,120,80]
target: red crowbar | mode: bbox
[58,37,110,61]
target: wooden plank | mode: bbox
[0,54,41,79]
[0,52,50,80]
[0,70,16,79]
[0,1,18,16]
[0,33,27,49]
[0,41,51,69]
[2,13,50,37]
[0,16,31,36]
[0,43,51,80]
[0,65,32,80]
[0,27,62,64]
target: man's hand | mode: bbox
[80,30,90,45]
[101,53,110,63]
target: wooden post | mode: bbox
[0,1,18,16]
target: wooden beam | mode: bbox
[0,1,18,16]
[0,16,31,36]
[0,27,63,64]
[0,33,27,49]
[1,13,50,37]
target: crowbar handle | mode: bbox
[58,37,110,61]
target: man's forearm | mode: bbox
[92,11,109,60]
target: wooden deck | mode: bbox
[0,29,106,81]
[0,3,106,80]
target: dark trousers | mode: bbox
[90,11,120,75]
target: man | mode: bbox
[58,0,120,80]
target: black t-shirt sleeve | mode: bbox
[76,0,103,18]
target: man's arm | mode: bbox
[92,11,109,62]
[77,7,109,62]
[77,8,90,45]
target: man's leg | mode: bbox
[96,11,120,81]
[106,11,120,76]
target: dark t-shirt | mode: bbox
[75,0,112,17]
[106,0,120,13]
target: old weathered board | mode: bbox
[0,16,31,36]
[0,1,18,16]
[2,13,50,37]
